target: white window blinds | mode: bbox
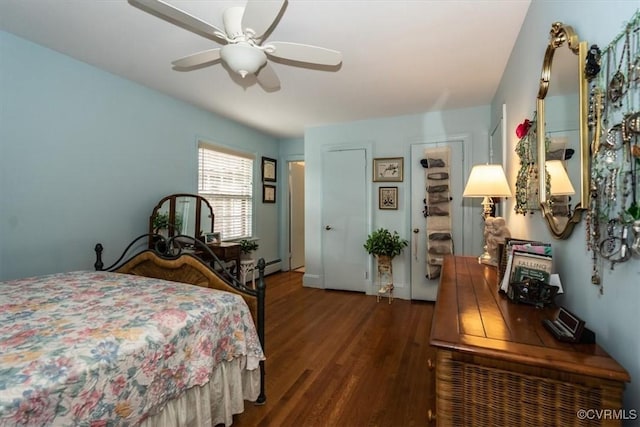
[198,142,254,240]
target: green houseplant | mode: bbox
[239,239,259,258]
[364,228,408,299]
[363,228,408,258]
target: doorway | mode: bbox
[289,161,305,272]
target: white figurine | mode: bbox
[485,217,511,264]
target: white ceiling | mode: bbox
[0,0,531,138]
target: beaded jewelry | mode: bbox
[598,220,632,269]
[514,114,538,215]
[590,87,604,154]
[607,36,627,108]
[603,124,623,150]
[631,26,640,85]
[624,112,640,138]
[586,13,640,287]
[585,44,602,81]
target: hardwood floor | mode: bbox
[234,271,436,427]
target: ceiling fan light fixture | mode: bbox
[220,43,266,78]
[130,0,341,90]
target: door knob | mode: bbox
[325,225,333,230]
[413,228,419,233]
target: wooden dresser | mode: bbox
[429,256,630,426]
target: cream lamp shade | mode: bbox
[546,160,575,196]
[463,164,512,198]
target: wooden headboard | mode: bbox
[113,250,259,322]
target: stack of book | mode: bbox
[498,239,560,307]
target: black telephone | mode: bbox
[542,306,596,344]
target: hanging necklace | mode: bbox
[591,87,604,153]
[586,45,602,81]
[630,27,640,85]
[608,37,628,109]
[623,27,632,111]
[628,25,640,123]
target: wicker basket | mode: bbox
[436,350,625,426]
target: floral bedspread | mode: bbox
[0,271,265,426]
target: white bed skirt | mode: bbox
[141,357,261,427]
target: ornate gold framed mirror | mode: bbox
[537,22,589,239]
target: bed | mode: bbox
[0,234,266,426]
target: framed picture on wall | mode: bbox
[379,187,398,210]
[262,157,277,182]
[263,184,276,203]
[373,157,404,182]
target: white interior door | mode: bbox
[289,161,305,270]
[322,149,367,292]
[410,140,466,301]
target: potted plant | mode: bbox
[363,228,408,260]
[239,239,259,259]
[364,228,408,298]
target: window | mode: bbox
[198,142,254,240]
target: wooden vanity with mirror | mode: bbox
[149,193,241,279]
[429,256,630,426]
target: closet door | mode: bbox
[321,148,367,292]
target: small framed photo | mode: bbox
[263,184,276,203]
[373,157,404,182]
[379,187,398,210]
[203,232,221,244]
[262,156,277,182]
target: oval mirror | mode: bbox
[537,22,589,239]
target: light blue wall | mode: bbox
[493,0,640,414]
[304,106,491,299]
[0,31,280,280]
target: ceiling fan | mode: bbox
[129,0,343,91]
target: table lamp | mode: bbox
[463,164,512,265]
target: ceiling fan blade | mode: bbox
[266,42,342,66]
[256,62,281,91]
[129,0,226,42]
[241,0,287,40]
[172,49,222,69]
